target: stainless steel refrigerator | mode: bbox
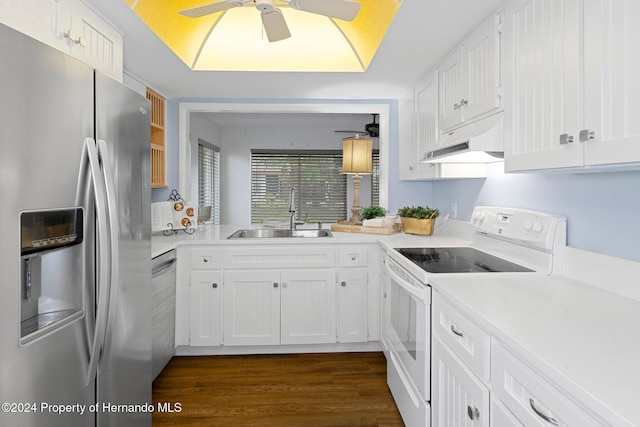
[0,23,152,427]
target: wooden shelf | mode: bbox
[146,87,167,188]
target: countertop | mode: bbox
[151,220,472,258]
[430,269,640,427]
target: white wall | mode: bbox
[218,124,378,224]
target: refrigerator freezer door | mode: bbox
[0,23,95,427]
[94,72,152,426]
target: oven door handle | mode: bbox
[385,259,425,301]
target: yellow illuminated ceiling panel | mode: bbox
[127,0,401,72]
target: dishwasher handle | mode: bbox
[152,251,177,277]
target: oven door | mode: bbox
[384,256,431,400]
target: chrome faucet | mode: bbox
[288,188,306,230]
[289,187,296,230]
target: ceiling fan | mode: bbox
[179,0,361,42]
[335,114,379,138]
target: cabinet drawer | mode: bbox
[492,343,606,427]
[433,295,491,380]
[338,246,368,267]
[190,248,222,269]
[224,246,335,269]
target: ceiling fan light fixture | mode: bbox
[255,0,276,13]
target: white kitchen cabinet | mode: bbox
[503,0,583,171]
[223,267,336,346]
[398,75,444,181]
[337,270,368,343]
[0,0,123,81]
[222,270,281,346]
[187,248,222,346]
[399,89,436,180]
[0,0,67,52]
[583,0,640,166]
[492,343,607,426]
[439,11,503,133]
[433,294,491,380]
[280,269,336,345]
[504,0,640,172]
[432,335,490,427]
[190,270,222,346]
[63,0,123,81]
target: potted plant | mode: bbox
[361,206,386,220]
[397,205,440,235]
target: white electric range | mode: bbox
[382,206,567,427]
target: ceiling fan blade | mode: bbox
[179,0,239,18]
[289,0,361,21]
[261,9,291,42]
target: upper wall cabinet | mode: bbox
[398,70,439,180]
[439,11,503,134]
[504,0,640,172]
[0,0,123,81]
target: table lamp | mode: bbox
[342,136,373,224]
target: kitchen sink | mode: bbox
[227,229,333,239]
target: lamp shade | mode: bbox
[342,137,373,174]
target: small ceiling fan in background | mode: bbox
[335,114,379,138]
[179,0,361,42]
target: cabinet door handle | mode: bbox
[579,129,596,142]
[212,283,218,289]
[341,281,347,287]
[450,324,464,337]
[454,98,468,110]
[467,405,480,421]
[559,133,574,144]
[273,282,278,288]
[529,399,559,426]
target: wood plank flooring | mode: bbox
[152,352,404,427]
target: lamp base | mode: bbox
[348,173,363,224]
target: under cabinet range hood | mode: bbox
[422,112,504,163]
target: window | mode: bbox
[197,140,220,224]
[251,150,379,224]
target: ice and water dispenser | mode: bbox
[20,208,85,343]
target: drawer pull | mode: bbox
[467,405,480,421]
[341,281,347,287]
[529,399,559,426]
[212,283,218,289]
[202,257,209,263]
[273,282,279,288]
[450,324,464,337]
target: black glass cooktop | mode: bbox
[395,247,534,274]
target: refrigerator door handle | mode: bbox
[81,137,112,386]
[98,139,120,371]
[97,139,120,371]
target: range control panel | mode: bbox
[470,206,567,251]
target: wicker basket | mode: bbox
[400,217,435,236]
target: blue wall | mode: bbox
[432,163,640,262]
[153,98,640,262]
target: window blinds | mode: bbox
[251,151,347,224]
[198,141,220,224]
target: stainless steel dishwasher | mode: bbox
[151,249,177,379]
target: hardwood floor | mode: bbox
[152,352,404,427]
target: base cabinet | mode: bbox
[190,270,222,346]
[432,336,490,427]
[222,270,281,346]
[337,270,368,343]
[492,344,606,427]
[180,244,378,350]
[433,292,610,427]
